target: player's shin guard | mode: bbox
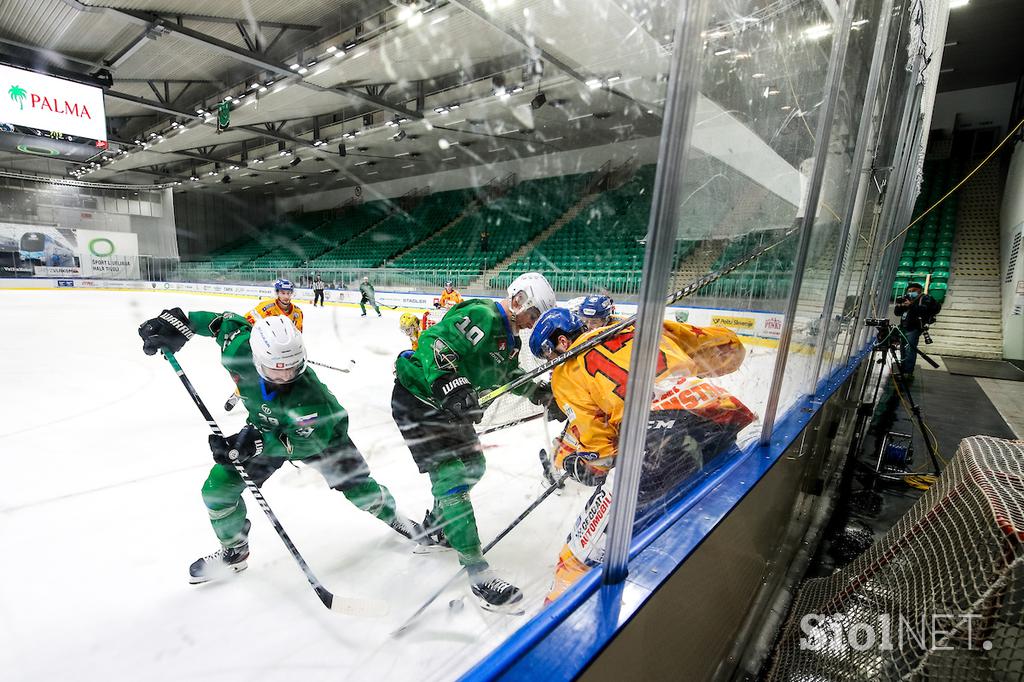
[429,456,486,566]
[546,546,593,604]
[337,479,397,524]
[436,491,484,567]
[546,477,614,603]
[201,467,250,546]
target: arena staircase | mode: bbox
[670,239,727,291]
[926,163,1004,359]
[467,193,599,292]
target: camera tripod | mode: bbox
[844,320,942,509]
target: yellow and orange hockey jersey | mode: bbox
[438,289,463,308]
[551,321,748,469]
[245,298,304,332]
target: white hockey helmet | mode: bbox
[507,272,556,318]
[249,316,306,384]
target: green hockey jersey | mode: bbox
[394,299,534,407]
[189,310,349,459]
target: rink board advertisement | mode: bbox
[0,223,138,278]
[1,278,788,343]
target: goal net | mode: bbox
[476,327,547,434]
[768,435,1024,681]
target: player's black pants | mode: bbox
[390,380,482,474]
[313,290,325,306]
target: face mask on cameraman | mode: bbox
[906,290,920,300]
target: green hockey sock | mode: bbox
[341,479,397,524]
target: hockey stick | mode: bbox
[539,421,567,489]
[538,448,559,487]
[479,226,798,406]
[391,471,572,636]
[160,350,388,618]
[308,359,353,374]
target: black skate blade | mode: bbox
[412,543,454,555]
[474,596,526,616]
[188,560,248,584]
[470,587,526,615]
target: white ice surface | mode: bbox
[0,290,805,681]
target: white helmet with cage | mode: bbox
[249,316,306,384]
[507,272,556,318]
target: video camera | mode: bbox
[864,317,900,349]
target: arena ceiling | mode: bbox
[0,0,676,196]
[3,0,987,201]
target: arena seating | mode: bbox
[206,218,311,270]
[248,201,390,269]
[389,172,592,275]
[175,166,801,301]
[488,166,711,295]
[708,228,797,300]
[893,161,955,303]
[311,188,472,269]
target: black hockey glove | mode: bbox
[138,307,194,356]
[209,425,264,467]
[562,453,607,487]
[433,374,483,423]
[546,400,567,423]
[526,380,553,407]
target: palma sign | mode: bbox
[0,64,106,143]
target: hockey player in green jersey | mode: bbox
[391,272,556,612]
[138,308,429,583]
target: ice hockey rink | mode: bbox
[0,287,805,681]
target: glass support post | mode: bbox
[601,0,711,585]
[758,0,857,446]
[811,0,895,385]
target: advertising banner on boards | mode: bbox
[0,223,138,278]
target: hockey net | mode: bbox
[476,327,547,434]
[768,435,1024,681]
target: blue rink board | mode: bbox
[460,344,871,681]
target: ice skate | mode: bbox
[389,515,446,552]
[224,393,241,411]
[189,520,250,584]
[413,509,453,554]
[468,567,524,614]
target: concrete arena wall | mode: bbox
[0,278,787,346]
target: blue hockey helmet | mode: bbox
[530,307,585,358]
[274,278,294,292]
[578,295,613,321]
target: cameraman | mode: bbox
[893,281,941,377]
